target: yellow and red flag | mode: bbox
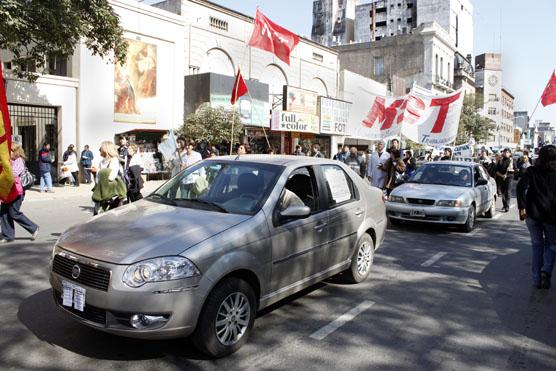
[0,63,18,203]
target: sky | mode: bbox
[208,0,556,125]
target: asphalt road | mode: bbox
[0,184,555,370]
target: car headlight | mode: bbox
[437,200,463,207]
[122,256,200,288]
[388,195,405,203]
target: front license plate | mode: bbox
[62,280,86,312]
[410,209,426,217]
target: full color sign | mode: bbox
[320,97,351,135]
[271,111,320,133]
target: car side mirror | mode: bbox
[476,178,488,186]
[279,205,311,219]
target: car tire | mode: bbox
[192,278,256,358]
[345,233,375,283]
[461,206,476,233]
[484,197,496,218]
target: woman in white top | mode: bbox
[92,141,122,183]
[62,144,80,186]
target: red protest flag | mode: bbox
[541,70,556,107]
[0,63,18,203]
[248,9,300,65]
[231,68,248,105]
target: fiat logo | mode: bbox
[71,264,81,279]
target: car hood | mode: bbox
[392,183,469,200]
[57,200,251,265]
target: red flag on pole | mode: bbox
[541,70,556,107]
[231,68,248,105]
[248,9,300,65]
[0,63,18,203]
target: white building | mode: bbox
[3,0,185,176]
[475,53,515,149]
[416,0,473,58]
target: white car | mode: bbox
[386,161,497,232]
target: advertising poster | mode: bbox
[271,111,320,133]
[320,97,351,136]
[210,95,270,128]
[114,38,157,124]
[283,86,318,115]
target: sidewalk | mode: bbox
[24,180,166,202]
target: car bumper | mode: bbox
[49,247,207,339]
[385,202,469,224]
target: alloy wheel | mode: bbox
[357,241,373,276]
[215,292,251,346]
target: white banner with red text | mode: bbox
[349,88,465,145]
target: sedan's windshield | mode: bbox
[409,163,473,187]
[148,161,283,215]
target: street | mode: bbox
[0,183,555,370]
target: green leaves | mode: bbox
[0,0,127,81]
[456,95,496,145]
[179,103,244,145]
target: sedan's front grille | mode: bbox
[53,290,106,325]
[52,254,111,291]
[406,198,436,206]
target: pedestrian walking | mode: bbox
[80,145,94,184]
[517,145,556,289]
[496,148,514,212]
[126,144,144,202]
[0,145,39,243]
[168,137,188,177]
[333,144,348,162]
[62,144,79,186]
[293,145,305,156]
[367,140,390,188]
[118,135,129,166]
[382,149,406,196]
[91,141,126,214]
[344,147,365,178]
[38,142,54,192]
[403,150,417,179]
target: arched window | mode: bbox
[200,48,235,77]
[260,64,289,97]
[308,78,328,97]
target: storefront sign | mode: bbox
[320,97,351,135]
[210,95,270,127]
[283,86,318,115]
[271,111,320,133]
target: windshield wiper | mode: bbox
[179,199,230,213]
[147,193,177,206]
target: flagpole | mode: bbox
[529,96,542,122]
[231,69,241,155]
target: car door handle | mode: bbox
[355,209,364,216]
[314,222,328,230]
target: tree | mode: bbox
[0,0,127,81]
[179,103,244,145]
[456,94,496,145]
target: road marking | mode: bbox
[421,252,447,267]
[309,300,375,341]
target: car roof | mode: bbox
[205,154,337,167]
[422,160,477,167]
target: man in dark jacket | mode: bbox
[517,145,556,289]
[80,145,94,184]
[38,143,53,192]
[496,148,515,212]
[344,147,365,178]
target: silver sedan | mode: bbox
[386,161,497,232]
[49,155,387,357]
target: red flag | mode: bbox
[248,9,300,65]
[231,68,248,105]
[0,63,18,203]
[541,70,556,107]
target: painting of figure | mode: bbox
[114,38,157,123]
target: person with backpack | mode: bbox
[0,145,39,243]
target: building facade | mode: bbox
[416,0,473,58]
[475,53,516,149]
[335,22,456,95]
[354,0,417,43]
[311,0,357,47]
